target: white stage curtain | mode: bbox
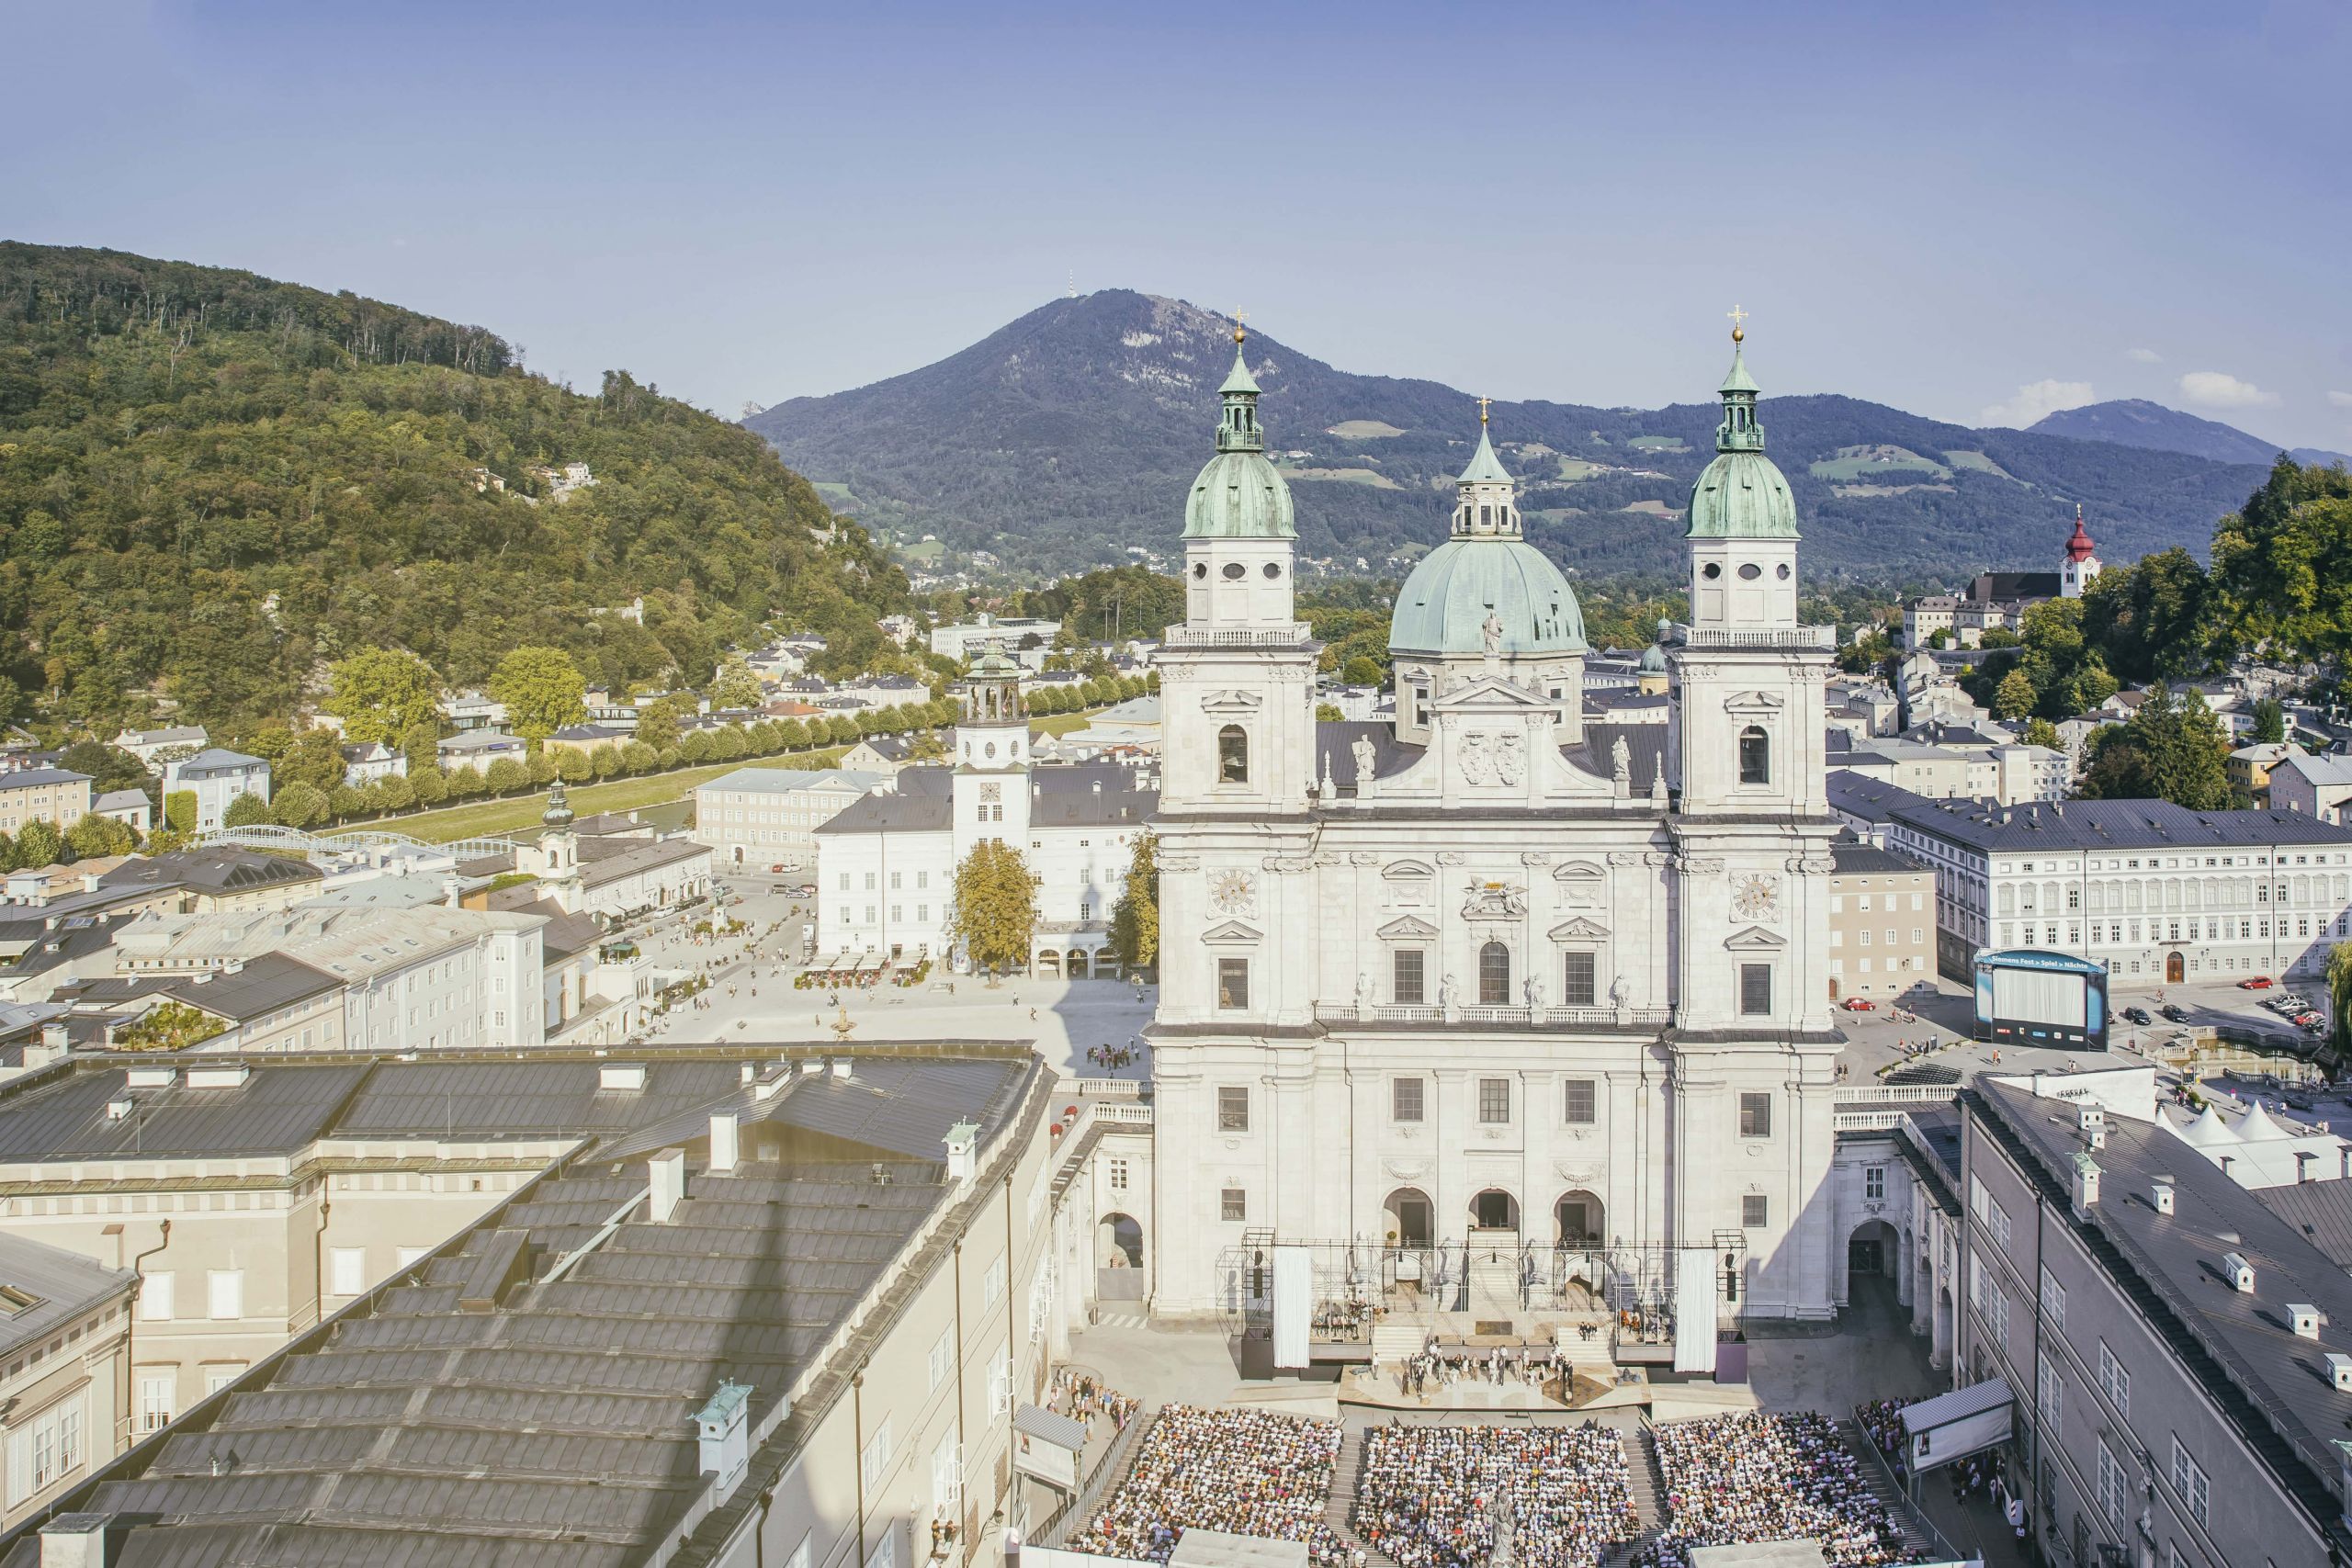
[1674,1247,1719,1373]
[1272,1247,1312,1370]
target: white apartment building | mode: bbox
[1829,773,2352,983]
[2272,751,2352,826]
[0,1234,133,1532]
[927,615,1061,661]
[109,905,547,1050]
[161,750,271,832]
[691,766,888,867]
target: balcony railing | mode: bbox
[1159,624,1314,650]
[1313,1002,1672,1028]
[1675,624,1838,650]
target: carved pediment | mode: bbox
[1383,860,1434,881]
[1201,689,1263,713]
[1724,690,1787,713]
[1554,860,1605,882]
[1377,915,1441,941]
[1724,924,1787,951]
[1548,916,1611,942]
[1200,919,1263,945]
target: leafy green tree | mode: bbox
[590,742,622,780]
[2060,660,2120,716]
[623,740,659,774]
[243,726,297,763]
[14,820,62,867]
[485,756,527,795]
[113,1001,226,1053]
[1340,656,1384,686]
[375,773,416,812]
[634,694,692,752]
[826,715,860,746]
[2074,683,2233,810]
[272,782,328,829]
[774,718,808,750]
[55,741,150,795]
[709,655,763,712]
[2250,696,2287,745]
[679,730,716,765]
[329,784,368,822]
[221,793,273,829]
[947,839,1040,976]
[1108,831,1159,978]
[489,647,587,742]
[445,765,485,800]
[409,764,448,806]
[1316,702,1344,722]
[400,719,444,774]
[1994,668,2037,720]
[526,750,560,787]
[2022,717,2063,750]
[278,728,348,795]
[324,649,442,747]
[2329,942,2352,1061]
[2211,458,2352,662]
[557,747,592,783]
[64,813,134,858]
[164,791,198,833]
[0,830,15,872]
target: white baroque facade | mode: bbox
[1147,328,1847,1325]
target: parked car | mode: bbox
[2161,1004,2191,1022]
[791,884,818,897]
[770,863,789,874]
[1840,997,1875,1011]
[2122,1006,2153,1026]
[2240,976,2275,989]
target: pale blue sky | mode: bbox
[7,1,2348,446]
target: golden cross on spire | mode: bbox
[1727,304,1748,344]
[1233,310,1248,344]
[1477,396,1493,425]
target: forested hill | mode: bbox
[0,243,910,737]
[747,288,2268,582]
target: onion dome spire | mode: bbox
[1215,318,1263,454]
[2065,503,2097,562]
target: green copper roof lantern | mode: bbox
[1182,323,1297,540]
[1686,313,1800,540]
[1389,403,1589,658]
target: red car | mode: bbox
[1840,997,1876,1011]
[2239,976,2275,990]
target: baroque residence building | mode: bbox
[1148,324,1847,1326]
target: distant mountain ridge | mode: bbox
[746,289,2273,582]
[2028,398,2349,468]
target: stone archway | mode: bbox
[1849,1218,1899,1288]
[1036,950,1061,978]
[1068,950,1091,979]
[1555,1190,1604,1247]
[2166,950,2185,984]
[1384,1187,1433,1248]
[1933,1284,1954,1369]
[1096,1212,1145,1303]
[1469,1189,1519,1232]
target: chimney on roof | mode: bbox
[709,1112,740,1174]
[650,1148,686,1223]
[2290,1303,2323,1340]
[38,1513,122,1568]
[2222,1251,2256,1292]
[695,1380,753,1505]
[2299,1150,2318,1184]
[2078,1104,2106,1150]
[944,1120,979,1187]
[2070,1152,2100,1219]
[2152,1176,2175,1215]
[831,1057,853,1080]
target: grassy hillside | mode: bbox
[0,243,912,736]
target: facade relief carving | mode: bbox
[1462,881,1530,919]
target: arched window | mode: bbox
[1478,941,1511,1005]
[1218,725,1249,784]
[1738,726,1770,784]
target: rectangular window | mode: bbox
[1561,950,1597,1008]
[1742,1194,1769,1228]
[928,1325,955,1392]
[137,1371,175,1434]
[1217,1086,1250,1133]
[330,1247,367,1297]
[2097,1439,2128,1528]
[984,1258,1005,1308]
[932,1433,964,1512]
[1216,957,1250,1010]
[2170,1438,2209,1527]
[1392,1077,1424,1123]
[203,1363,246,1396]
[141,1272,175,1322]
[1392,947,1425,1006]
[1108,1157,1129,1190]
[207,1269,243,1321]
[2098,1341,2132,1416]
[1864,1165,1885,1201]
[2040,1265,2065,1329]
[1738,1092,1772,1138]
[1477,1077,1511,1124]
[2037,1348,2063,1427]
[1738,963,1772,1016]
[1221,1188,1248,1223]
[6,1393,85,1506]
[1563,1078,1597,1125]
[861,1418,894,1492]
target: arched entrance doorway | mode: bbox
[1849,1218,1899,1289]
[1555,1190,1604,1247]
[1096,1212,1145,1303]
[1469,1189,1519,1232]
[1068,950,1091,979]
[1036,950,1061,977]
[1384,1187,1433,1248]
[2166,950,2185,984]
[1933,1284,1954,1369]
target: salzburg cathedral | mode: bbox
[1148,322,1844,1325]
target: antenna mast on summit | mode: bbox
[1067,271,1078,299]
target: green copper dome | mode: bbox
[1638,618,1668,673]
[1182,337,1296,540]
[1389,537,1589,657]
[1390,412,1585,657]
[1686,345,1800,540]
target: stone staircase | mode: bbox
[1322,1427,1375,1556]
[1369,1323,1424,1369]
[1464,1239,1522,1319]
[1594,1416,1668,1568]
[1838,1417,1942,1562]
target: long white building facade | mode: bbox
[1147,324,1847,1325]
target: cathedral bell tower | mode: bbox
[1159,323,1316,818]
[951,639,1031,848]
[2060,504,2101,598]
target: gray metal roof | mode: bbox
[1832,773,2352,854]
[102,848,322,895]
[1828,841,1925,877]
[815,767,953,834]
[158,953,340,1021]
[0,1062,369,1161]
[9,1055,1044,1566]
[0,1231,134,1359]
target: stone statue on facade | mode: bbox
[1611,735,1632,795]
[1351,734,1375,791]
[1439,973,1458,1021]
[1481,610,1503,657]
[1522,974,1543,1010]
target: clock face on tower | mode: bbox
[1209,870,1256,916]
[1732,872,1781,921]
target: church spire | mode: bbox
[1215,319,1263,454]
[1715,310,1765,455]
